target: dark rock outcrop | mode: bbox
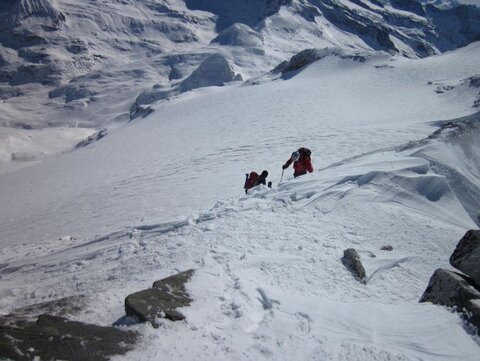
[449,230,480,286]
[381,245,393,251]
[0,296,137,361]
[342,248,366,284]
[425,4,480,52]
[125,269,195,325]
[0,314,138,361]
[49,83,98,103]
[272,48,367,75]
[75,128,107,148]
[313,0,397,53]
[390,0,426,16]
[419,268,480,329]
[185,0,288,32]
[3,295,88,322]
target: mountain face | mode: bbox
[0,0,479,144]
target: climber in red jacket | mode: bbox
[282,147,313,178]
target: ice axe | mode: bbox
[279,169,284,185]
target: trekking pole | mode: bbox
[279,169,284,185]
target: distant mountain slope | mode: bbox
[0,0,479,168]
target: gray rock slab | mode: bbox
[342,248,366,284]
[420,268,480,330]
[0,314,138,361]
[153,268,195,296]
[4,295,88,323]
[450,230,480,286]
[125,269,194,324]
[466,299,480,329]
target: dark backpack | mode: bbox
[244,171,259,192]
[299,147,311,159]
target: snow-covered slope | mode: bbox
[1,107,479,360]
[1,0,480,169]
[1,42,479,246]
[1,1,480,359]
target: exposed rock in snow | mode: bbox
[420,0,459,10]
[130,53,242,118]
[49,83,97,103]
[125,269,194,325]
[0,296,139,361]
[0,0,66,31]
[185,0,286,31]
[10,63,63,86]
[390,0,426,16]
[75,128,107,149]
[468,75,480,88]
[272,47,369,75]
[419,268,480,330]
[315,0,400,53]
[465,75,480,107]
[0,314,138,361]
[450,230,480,286]
[342,248,367,284]
[1,295,87,322]
[425,3,480,52]
[381,245,394,251]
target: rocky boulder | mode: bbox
[0,296,138,361]
[449,230,480,286]
[0,314,138,361]
[125,269,195,325]
[342,248,366,284]
[419,268,480,329]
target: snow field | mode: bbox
[0,32,480,361]
[1,44,479,247]
[1,143,478,360]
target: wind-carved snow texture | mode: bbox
[2,42,480,241]
[412,116,480,226]
[1,118,479,359]
[1,3,480,358]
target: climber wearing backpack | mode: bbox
[244,170,270,193]
[282,147,313,178]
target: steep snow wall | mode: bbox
[412,116,480,225]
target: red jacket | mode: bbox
[284,154,313,177]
